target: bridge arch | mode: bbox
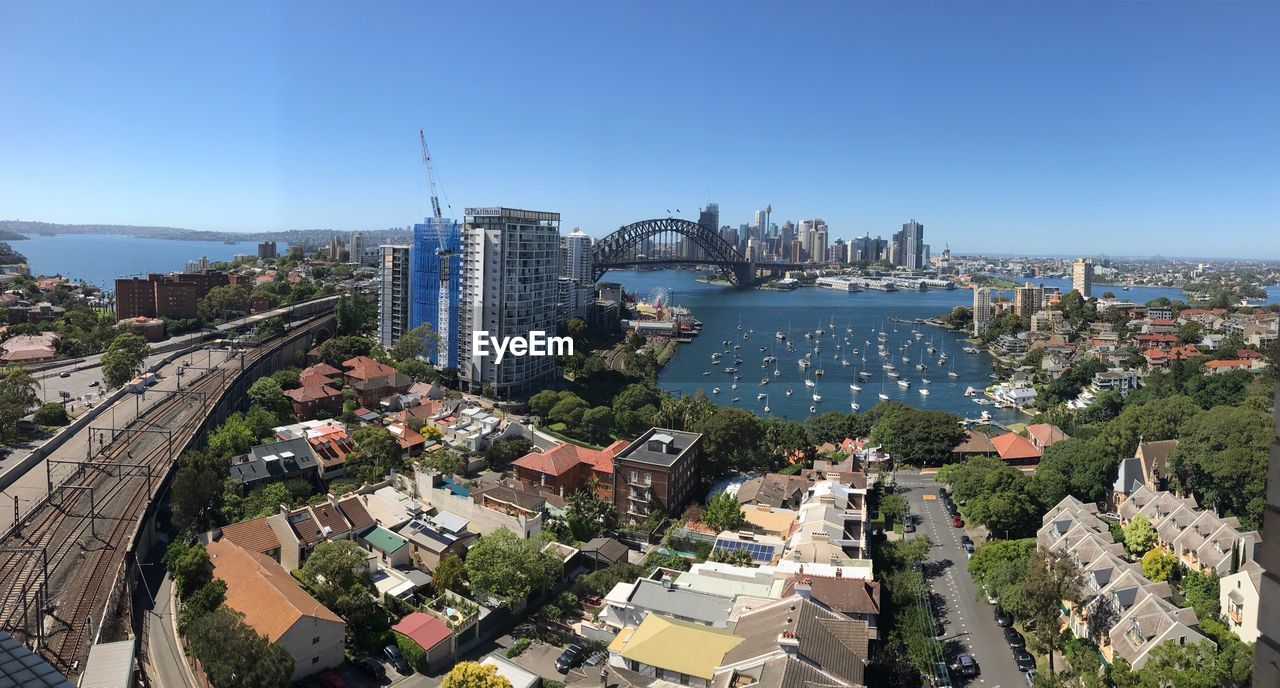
[592,218,751,286]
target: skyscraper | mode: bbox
[349,232,365,265]
[378,244,411,348]
[257,241,277,260]
[894,219,925,269]
[695,204,718,260]
[779,221,794,254]
[410,218,462,367]
[973,287,992,336]
[458,207,561,398]
[1072,258,1094,298]
[558,228,594,324]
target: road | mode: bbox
[897,470,1027,688]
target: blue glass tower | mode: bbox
[410,218,462,368]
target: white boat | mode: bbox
[919,388,930,396]
[921,377,931,384]
[760,378,769,385]
[724,367,737,374]
[732,396,740,402]
[798,358,811,369]
[713,387,721,394]
[809,405,817,413]
[805,379,816,388]
[814,369,825,377]
[757,392,767,400]
[887,370,900,378]
[948,371,959,378]
[812,394,822,402]
[774,369,781,377]
[786,387,794,397]
[841,359,850,366]
[849,383,862,392]
[897,379,911,389]
[964,386,977,396]
[850,402,860,411]
[879,392,890,400]
[702,371,710,376]
[776,332,786,340]
[731,383,738,390]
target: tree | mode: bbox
[1121,514,1157,556]
[395,357,436,382]
[185,607,294,688]
[803,411,858,445]
[246,377,290,420]
[703,492,746,532]
[564,483,619,541]
[1019,549,1081,674]
[162,540,212,599]
[701,407,769,475]
[303,540,373,609]
[485,436,532,468]
[32,402,69,426]
[177,579,226,634]
[0,364,38,435]
[423,450,465,476]
[529,390,563,418]
[581,406,613,444]
[101,332,148,388]
[1141,547,1178,582]
[206,412,257,458]
[1031,438,1116,505]
[967,539,1035,613]
[171,450,229,533]
[464,528,560,609]
[1168,405,1270,528]
[548,394,590,427]
[334,294,374,335]
[1181,569,1220,620]
[433,553,466,594]
[316,335,374,367]
[710,547,754,566]
[269,369,301,390]
[390,324,439,362]
[197,284,250,322]
[868,404,965,466]
[350,425,407,482]
[1133,639,1218,688]
[611,384,662,437]
[440,661,513,688]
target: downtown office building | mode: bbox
[457,207,561,398]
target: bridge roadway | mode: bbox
[0,314,332,676]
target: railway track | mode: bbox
[0,315,331,672]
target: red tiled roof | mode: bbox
[337,496,375,532]
[1025,423,1069,448]
[208,539,343,643]
[386,423,426,449]
[513,441,622,477]
[1205,359,1252,369]
[342,355,398,381]
[219,516,281,555]
[284,382,341,403]
[392,612,452,651]
[991,432,1042,461]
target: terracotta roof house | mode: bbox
[511,441,622,499]
[386,422,428,456]
[306,424,355,479]
[283,381,342,421]
[342,355,412,406]
[207,539,345,682]
[736,473,810,510]
[216,516,282,560]
[0,333,59,363]
[392,612,455,673]
[1204,358,1266,374]
[1025,423,1069,453]
[991,432,1042,465]
[298,362,342,387]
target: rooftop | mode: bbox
[616,427,701,467]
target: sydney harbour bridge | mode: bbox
[591,217,811,287]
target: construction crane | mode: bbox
[419,129,445,221]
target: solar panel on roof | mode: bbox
[712,538,777,562]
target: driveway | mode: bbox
[896,470,1028,688]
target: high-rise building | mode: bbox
[558,228,594,325]
[789,238,805,263]
[1072,258,1094,298]
[694,204,718,261]
[814,225,828,263]
[893,219,925,269]
[779,221,794,254]
[328,236,344,262]
[1013,283,1044,321]
[409,219,462,368]
[257,241,277,260]
[378,245,411,348]
[349,232,366,265]
[458,207,560,398]
[973,287,992,336]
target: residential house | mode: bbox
[1118,485,1260,575]
[786,480,869,562]
[782,574,881,641]
[386,422,428,456]
[580,537,631,571]
[601,576,735,631]
[608,614,743,688]
[207,539,346,682]
[1221,560,1262,643]
[1204,358,1268,375]
[342,355,412,406]
[991,432,1041,465]
[735,473,810,510]
[950,430,996,460]
[1025,423,1069,454]
[511,440,625,499]
[283,381,342,421]
[359,526,412,568]
[0,333,59,363]
[304,423,355,479]
[227,437,319,488]
[713,596,870,688]
[612,428,703,525]
[392,612,455,673]
[396,514,475,572]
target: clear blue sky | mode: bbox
[2,1,1277,257]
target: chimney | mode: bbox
[777,630,800,655]
[835,567,843,578]
[795,578,812,601]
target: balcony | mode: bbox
[1227,607,1243,625]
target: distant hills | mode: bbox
[0,220,410,246]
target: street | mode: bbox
[896,470,1027,688]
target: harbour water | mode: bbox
[611,269,1030,423]
[9,234,276,288]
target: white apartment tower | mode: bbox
[458,207,561,398]
[973,286,992,336]
[560,228,593,284]
[1072,258,1094,298]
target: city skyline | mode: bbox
[2,2,1278,257]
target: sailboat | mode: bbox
[918,388,930,396]
[763,394,770,413]
[805,378,816,389]
[850,401,860,411]
[812,393,822,402]
[849,382,862,392]
[786,387,794,397]
[878,376,890,400]
[948,371,960,378]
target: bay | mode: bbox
[9,234,278,288]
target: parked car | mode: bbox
[354,657,387,681]
[59,371,71,378]
[88,380,100,387]
[1004,627,1025,648]
[904,520,916,533]
[994,607,1013,627]
[1026,669,1037,686]
[959,535,972,547]
[951,514,963,528]
[962,541,975,556]
[584,651,608,667]
[956,654,979,677]
[555,644,587,673]
[316,670,346,688]
[383,645,411,675]
[1013,648,1035,672]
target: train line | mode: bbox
[0,314,331,673]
